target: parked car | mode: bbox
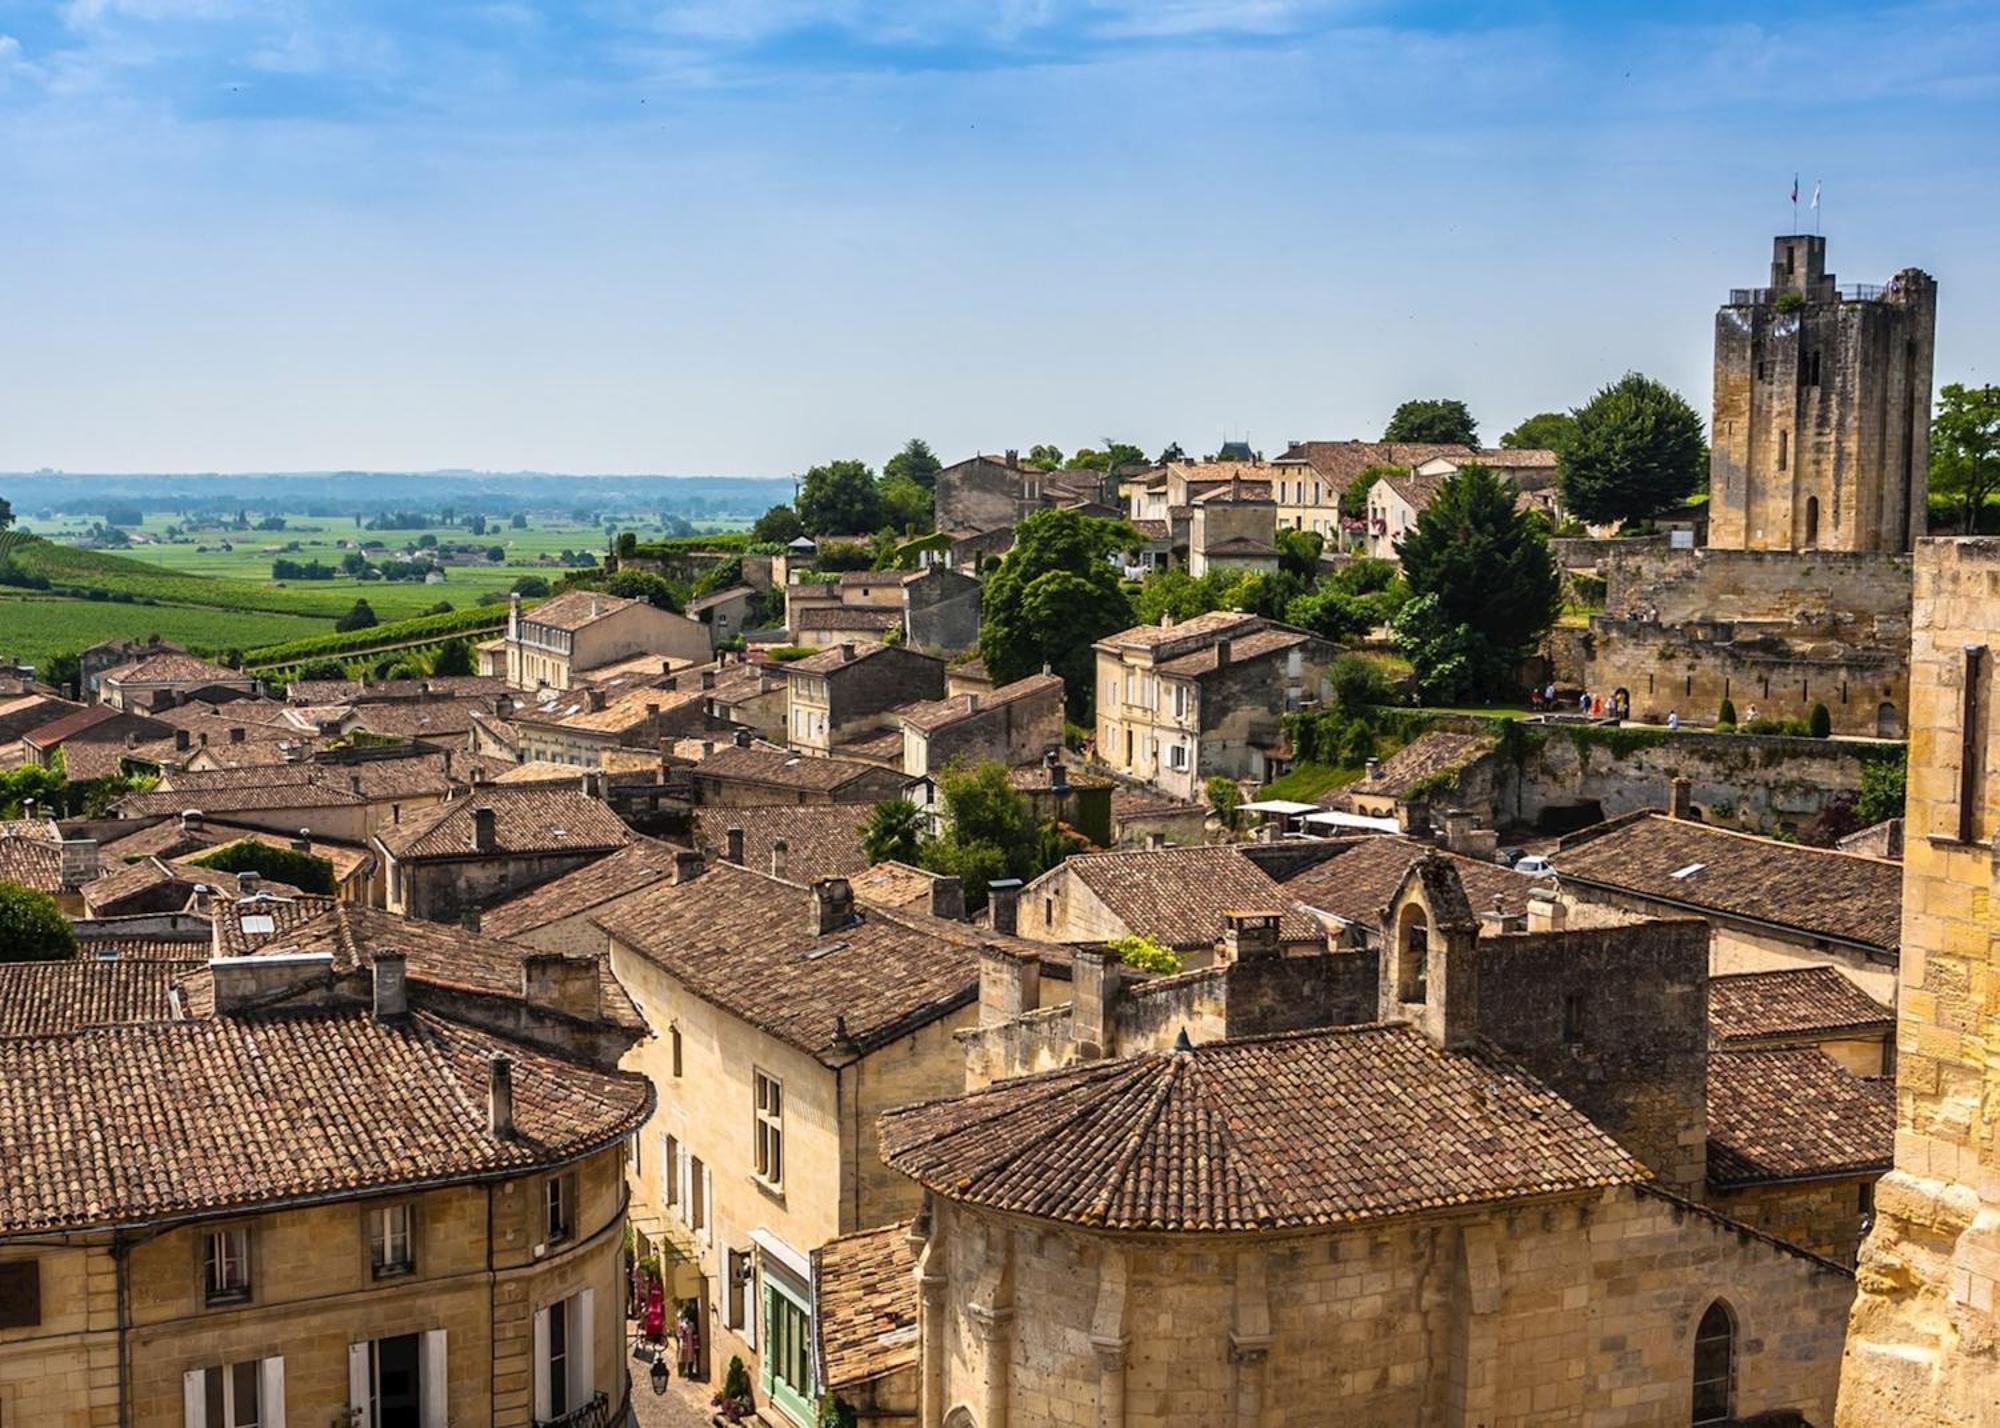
[1513,854,1555,877]
[1496,847,1527,868]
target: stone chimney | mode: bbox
[673,849,705,883]
[987,878,1023,936]
[1221,910,1281,963]
[645,702,660,720]
[523,952,601,1021]
[1004,449,1019,470]
[725,826,745,864]
[840,643,856,663]
[174,728,191,752]
[236,870,260,897]
[488,1053,515,1138]
[769,838,789,880]
[350,773,364,795]
[291,830,311,853]
[1070,946,1120,1058]
[1214,638,1232,667]
[1669,777,1695,821]
[1479,893,1526,937]
[472,806,497,853]
[929,875,965,922]
[461,908,482,934]
[1365,757,1382,782]
[966,693,980,713]
[212,950,335,1014]
[587,688,607,713]
[58,838,99,889]
[701,670,716,690]
[811,877,855,935]
[733,728,752,748]
[1526,887,1566,934]
[978,946,1040,1027]
[1146,832,1166,851]
[1436,808,1498,861]
[372,950,408,1019]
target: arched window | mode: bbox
[1691,1300,1735,1424]
[1396,903,1429,1004]
[1804,495,1820,548]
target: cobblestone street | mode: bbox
[625,1322,717,1428]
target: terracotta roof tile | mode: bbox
[375,786,632,860]
[0,1008,650,1234]
[849,861,943,912]
[693,745,906,796]
[793,607,903,632]
[100,653,247,686]
[1282,839,1533,930]
[517,589,643,631]
[814,1222,919,1390]
[692,806,869,884]
[0,960,200,1036]
[1095,609,1261,653]
[1555,815,1901,951]
[879,1024,1645,1231]
[0,695,83,743]
[481,836,688,940]
[1272,440,1480,482]
[1039,846,1321,950]
[898,674,1063,733]
[214,894,339,955]
[1336,731,1498,803]
[1153,628,1310,680]
[787,641,924,676]
[1708,967,1893,1044]
[1706,1048,1893,1187]
[0,832,64,893]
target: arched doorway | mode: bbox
[1395,902,1429,1005]
[1804,495,1820,548]
[1691,1300,1736,1424]
[1876,702,1901,739]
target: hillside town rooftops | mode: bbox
[515,589,645,630]
[898,674,1063,733]
[99,653,247,686]
[1708,967,1894,1044]
[792,606,904,633]
[693,745,904,796]
[1153,627,1308,680]
[879,1023,1645,1232]
[0,959,201,1037]
[691,805,870,885]
[1337,732,1499,803]
[481,835,688,940]
[1095,609,1262,654]
[1706,1047,1893,1188]
[1043,845,1321,950]
[1281,838,1533,928]
[375,786,632,861]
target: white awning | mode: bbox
[1239,799,1321,816]
[751,1227,813,1287]
[1302,810,1400,833]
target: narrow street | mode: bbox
[625,1322,717,1428]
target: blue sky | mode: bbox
[1,0,1995,475]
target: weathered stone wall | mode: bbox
[904,571,983,653]
[400,848,609,925]
[1599,546,1912,632]
[936,458,1033,535]
[1713,1177,1874,1268]
[908,687,1063,779]
[1839,537,2000,1425]
[1191,644,1332,793]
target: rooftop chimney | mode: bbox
[461,908,482,934]
[1669,777,1695,821]
[1214,638,1232,667]
[966,693,980,713]
[291,830,311,853]
[1004,448,1019,469]
[701,670,717,690]
[725,826,745,864]
[840,643,856,663]
[811,876,855,935]
[1050,763,1067,791]
[372,950,408,1019]
[1526,887,1566,934]
[733,728,752,748]
[210,949,335,1013]
[673,848,705,883]
[1222,910,1281,963]
[174,729,191,752]
[987,878,1023,936]
[59,837,100,889]
[1070,946,1120,1058]
[472,806,497,853]
[770,838,789,881]
[236,870,260,896]
[350,773,364,794]
[587,689,607,712]
[977,946,1040,1026]
[1365,757,1383,782]
[488,1053,515,1138]
[929,875,965,923]
[523,952,601,1021]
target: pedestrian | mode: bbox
[1667,710,1680,731]
[1578,690,1590,713]
[1745,703,1760,724]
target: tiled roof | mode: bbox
[813,1222,919,1391]
[1154,628,1309,680]
[0,1008,651,1234]
[284,676,506,704]
[21,704,135,748]
[1555,814,1901,951]
[161,757,456,802]
[1337,731,1498,803]
[101,653,248,686]
[0,694,83,743]
[594,860,982,1063]
[689,585,757,613]
[0,960,200,1036]
[375,786,632,860]
[787,641,916,676]
[692,745,902,795]
[0,832,63,893]
[1282,839,1533,930]
[1708,967,1893,1044]
[1706,1048,1894,1188]
[1043,846,1321,950]
[481,836,688,940]
[692,805,870,884]
[1095,609,1261,653]
[517,589,643,631]
[832,727,906,765]
[82,857,197,915]
[836,571,923,587]
[214,894,338,955]
[183,902,642,1031]
[492,760,584,785]
[339,700,487,741]
[1007,763,1113,792]
[1127,519,1169,540]
[849,861,942,912]
[793,607,903,632]
[1110,787,1204,822]
[879,1024,1645,1231]
[72,918,215,959]
[898,674,1063,733]
[118,782,365,816]
[1272,440,1480,482]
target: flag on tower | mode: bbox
[1791,175,1799,204]
[1811,180,1821,210]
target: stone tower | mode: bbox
[1708,235,1936,553]
[1838,537,2000,1423]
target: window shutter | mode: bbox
[759,1285,775,1395]
[420,1329,448,1428]
[740,1253,756,1352]
[575,1290,596,1402]
[676,1148,690,1224]
[183,1368,208,1428]
[700,1164,712,1236]
[531,1306,552,1422]
[346,1343,373,1428]
[260,1357,286,1428]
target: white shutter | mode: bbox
[676,1148,690,1225]
[575,1289,596,1402]
[420,1329,448,1428]
[700,1164,712,1237]
[347,1343,373,1428]
[740,1253,757,1352]
[259,1357,286,1428]
[531,1306,552,1421]
[184,1368,208,1428]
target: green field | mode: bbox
[0,593,328,669]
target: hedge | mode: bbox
[243,604,514,666]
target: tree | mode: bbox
[0,881,76,962]
[604,570,684,612]
[1501,410,1577,452]
[921,760,1068,910]
[1855,758,1907,826]
[797,460,883,536]
[1134,568,1229,626]
[1931,383,2000,533]
[0,496,12,531]
[877,475,935,533]
[883,438,942,492]
[616,531,638,558]
[861,798,925,865]
[1024,444,1065,471]
[1274,528,1323,580]
[334,599,379,632]
[978,508,1135,716]
[752,504,805,544]
[511,574,551,597]
[1205,775,1241,831]
[431,639,476,677]
[1809,702,1832,739]
[510,512,528,529]
[1392,464,1561,701]
[486,545,506,562]
[1341,464,1404,520]
[1557,372,1707,526]
[1107,932,1181,974]
[1156,442,1185,464]
[1384,398,1478,446]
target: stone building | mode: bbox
[96,651,259,711]
[373,785,633,924]
[786,642,946,756]
[475,834,689,956]
[884,867,1857,1428]
[690,740,921,807]
[1093,612,1331,801]
[1840,537,2000,1422]
[1710,236,1937,554]
[897,674,1064,780]
[0,921,651,1428]
[1186,480,1279,578]
[503,589,708,691]
[1707,965,1895,1078]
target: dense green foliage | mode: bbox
[919,761,1079,911]
[882,438,942,491]
[603,569,685,612]
[1718,697,1737,728]
[0,881,77,962]
[430,639,476,676]
[1808,702,1832,739]
[860,798,925,865]
[1204,774,1241,830]
[1930,383,2000,532]
[978,509,1135,716]
[1500,411,1577,452]
[242,604,511,666]
[1854,757,1908,826]
[1384,398,1478,446]
[752,505,805,544]
[1107,932,1181,974]
[1341,464,1404,519]
[334,599,379,632]
[1557,372,1707,525]
[1392,464,1560,701]
[798,460,883,535]
[188,840,338,895]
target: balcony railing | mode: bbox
[535,1393,613,1428]
[1727,283,1887,306]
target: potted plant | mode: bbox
[712,1355,755,1422]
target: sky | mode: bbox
[0,0,1995,477]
